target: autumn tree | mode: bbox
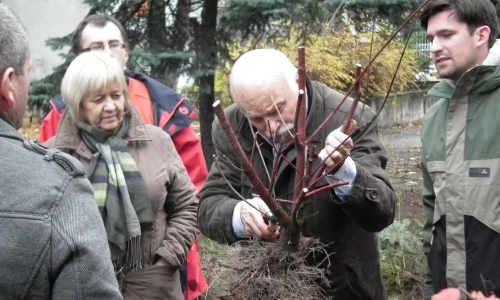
[206,27,419,109]
[275,27,420,97]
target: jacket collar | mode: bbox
[0,115,23,142]
[52,106,152,159]
[0,113,14,128]
[428,65,500,99]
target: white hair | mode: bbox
[61,52,130,123]
[229,49,298,111]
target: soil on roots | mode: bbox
[211,237,330,300]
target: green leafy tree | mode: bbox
[28,0,219,166]
[334,0,422,35]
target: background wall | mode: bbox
[3,0,89,80]
[366,90,439,128]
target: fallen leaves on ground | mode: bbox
[19,123,41,141]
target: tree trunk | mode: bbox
[146,0,168,81]
[195,0,218,169]
[279,222,302,252]
[146,0,192,88]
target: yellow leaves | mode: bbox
[272,26,419,98]
[214,25,419,106]
[215,66,232,108]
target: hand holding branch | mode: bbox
[318,120,357,168]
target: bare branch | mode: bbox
[290,46,309,224]
[221,154,242,172]
[213,155,246,201]
[308,0,433,144]
[305,181,350,198]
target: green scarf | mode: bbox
[78,116,153,275]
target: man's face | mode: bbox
[427,10,481,81]
[10,56,32,129]
[241,89,297,139]
[80,22,129,70]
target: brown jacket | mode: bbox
[45,108,198,300]
[198,80,396,300]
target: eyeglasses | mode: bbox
[81,41,125,53]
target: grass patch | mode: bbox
[379,219,425,300]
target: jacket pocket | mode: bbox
[427,161,446,225]
[123,265,183,300]
[464,159,500,233]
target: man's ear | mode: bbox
[476,25,491,48]
[0,67,16,110]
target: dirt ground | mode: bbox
[379,123,424,222]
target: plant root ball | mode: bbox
[227,237,331,300]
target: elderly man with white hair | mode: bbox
[198,48,397,300]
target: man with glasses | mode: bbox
[39,14,208,300]
[81,41,125,52]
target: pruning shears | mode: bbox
[263,211,278,233]
[251,193,279,232]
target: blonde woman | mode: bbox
[45,51,198,300]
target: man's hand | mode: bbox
[318,120,357,168]
[431,288,500,300]
[240,197,280,240]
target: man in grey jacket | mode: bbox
[0,4,122,299]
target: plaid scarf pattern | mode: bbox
[78,116,153,276]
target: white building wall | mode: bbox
[3,0,90,80]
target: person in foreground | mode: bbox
[39,15,208,298]
[198,49,397,300]
[419,0,500,298]
[0,4,122,299]
[45,51,198,300]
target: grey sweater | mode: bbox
[0,116,122,299]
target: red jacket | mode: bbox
[39,72,208,300]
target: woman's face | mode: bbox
[81,81,125,131]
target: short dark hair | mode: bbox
[420,0,499,48]
[0,4,29,76]
[72,14,129,55]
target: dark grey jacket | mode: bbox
[0,116,122,299]
[198,80,396,300]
